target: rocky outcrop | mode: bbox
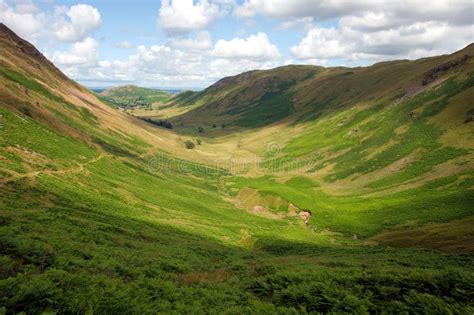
[422,55,470,86]
[299,210,311,224]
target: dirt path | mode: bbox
[1,154,104,185]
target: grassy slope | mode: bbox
[100,85,172,108]
[156,44,473,133]
[0,24,473,313]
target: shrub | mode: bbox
[184,140,195,149]
[142,118,173,129]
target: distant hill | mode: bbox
[99,84,172,108]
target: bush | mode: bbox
[184,140,195,149]
[142,118,173,129]
[196,139,202,145]
[197,126,204,133]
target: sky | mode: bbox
[1,0,473,89]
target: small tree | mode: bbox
[184,140,195,149]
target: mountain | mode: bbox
[1,23,473,313]
[166,45,474,130]
[99,85,172,109]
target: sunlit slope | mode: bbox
[0,24,230,162]
[152,43,474,250]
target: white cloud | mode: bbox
[0,1,102,44]
[212,32,280,61]
[53,4,101,42]
[158,0,224,34]
[0,0,46,42]
[291,27,348,60]
[291,20,473,64]
[234,0,368,19]
[66,41,284,88]
[115,41,134,49]
[52,37,98,67]
[276,0,474,65]
[169,31,212,51]
[234,0,473,26]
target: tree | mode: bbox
[184,140,195,149]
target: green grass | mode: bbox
[2,144,473,313]
[276,75,474,189]
[0,68,63,102]
[1,44,474,313]
[228,171,474,237]
[225,81,296,128]
[100,85,172,108]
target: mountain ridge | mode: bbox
[161,43,474,132]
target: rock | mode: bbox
[299,210,312,225]
[422,55,470,85]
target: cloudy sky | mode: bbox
[1,0,473,89]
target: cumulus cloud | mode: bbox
[291,20,473,64]
[291,27,347,60]
[53,4,102,42]
[52,37,99,67]
[66,41,283,88]
[158,0,224,34]
[0,1,102,44]
[0,0,46,42]
[234,0,473,25]
[212,32,280,61]
[234,0,369,19]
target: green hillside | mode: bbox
[160,46,474,133]
[99,85,172,109]
[1,23,474,313]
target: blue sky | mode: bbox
[1,0,473,89]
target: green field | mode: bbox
[99,85,172,109]
[1,24,474,313]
